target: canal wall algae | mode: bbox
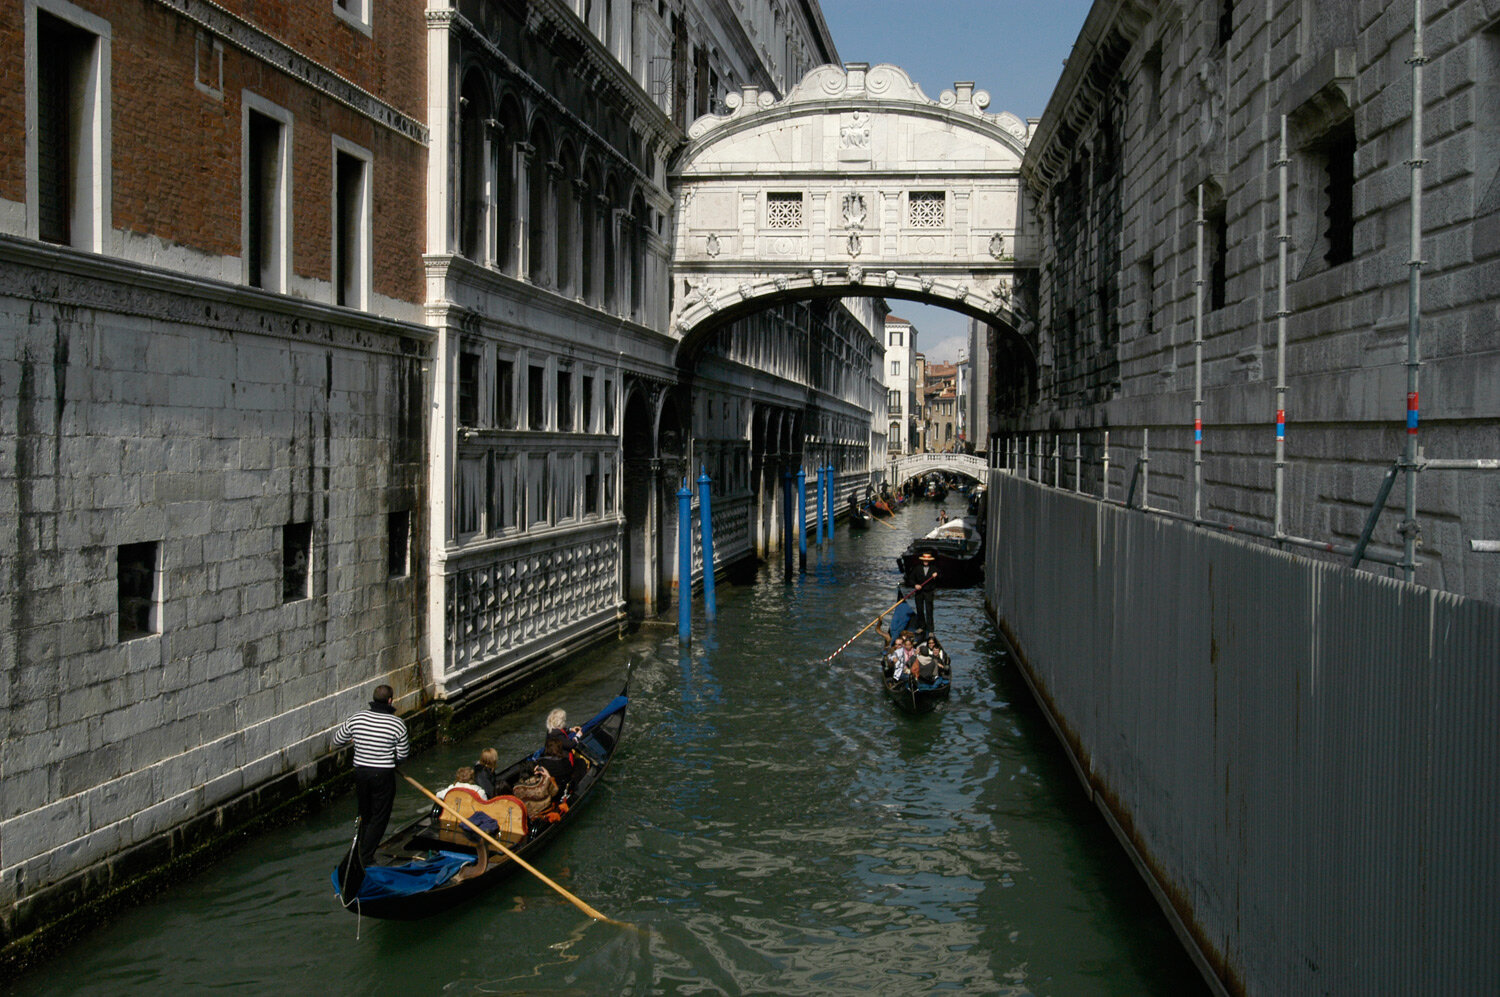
[983,472,1500,995]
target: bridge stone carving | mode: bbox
[890,451,988,484]
[670,62,1035,346]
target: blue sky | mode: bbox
[816,0,1095,362]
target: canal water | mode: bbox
[11,503,1207,997]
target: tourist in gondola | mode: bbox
[473,747,507,799]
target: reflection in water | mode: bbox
[11,512,1207,997]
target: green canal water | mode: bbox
[11,505,1208,996]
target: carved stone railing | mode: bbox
[445,523,620,677]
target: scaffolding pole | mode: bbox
[1193,186,1205,522]
[1275,115,1290,540]
[1401,0,1427,582]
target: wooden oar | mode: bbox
[821,574,938,662]
[400,773,626,926]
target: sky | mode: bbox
[815,0,1096,363]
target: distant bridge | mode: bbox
[889,451,986,484]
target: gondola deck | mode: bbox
[332,686,627,920]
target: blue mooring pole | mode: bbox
[697,467,716,620]
[797,464,808,572]
[677,478,693,643]
[815,465,825,545]
[782,467,794,579]
[824,462,836,538]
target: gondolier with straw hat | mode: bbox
[906,551,939,633]
[334,684,409,864]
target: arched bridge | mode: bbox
[670,63,1036,380]
[891,451,987,485]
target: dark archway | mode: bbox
[620,387,654,616]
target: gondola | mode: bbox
[848,503,873,529]
[897,517,984,588]
[880,664,951,714]
[332,686,627,920]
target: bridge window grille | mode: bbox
[766,192,803,229]
[908,191,945,228]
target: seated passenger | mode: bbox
[535,732,581,800]
[473,747,507,799]
[924,636,951,679]
[546,708,582,744]
[437,766,485,802]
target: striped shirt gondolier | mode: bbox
[334,709,409,768]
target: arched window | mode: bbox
[494,96,524,274]
[602,177,619,312]
[629,190,647,322]
[458,70,489,260]
[555,141,576,295]
[527,121,553,286]
[580,161,599,305]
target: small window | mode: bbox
[496,358,515,428]
[246,105,289,291]
[1217,0,1234,47]
[558,456,577,520]
[584,453,600,515]
[556,369,574,432]
[458,351,480,426]
[118,541,160,642]
[766,192,803,229]
[333,0,371,34]
[528,364,547,429]
[1320,120,1356,267]
[36,9,106,251]
[282,522,312,603]
[908,191,945,228]
[1206,201,1227,310]
[581,375,595,433]
[387,510,409,577]
[603,377,616,433]
[528,454,550,526]
[891,360,901,377]
[333,144,369,308]
[602,456,615,513]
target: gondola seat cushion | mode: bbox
[437,788,528,844]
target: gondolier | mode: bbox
[334,684,409,864]
[906,552,939,631]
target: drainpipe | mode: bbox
[1074,431,1081,493]
[1102,430,1110,500]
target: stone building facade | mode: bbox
[1015,0,1500,602]
[0,0,873,965]
[1,0,432,961]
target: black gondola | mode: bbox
[897,518,984,587]
[332,686,627,920]
[880,663,951,714]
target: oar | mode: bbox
[400,773,626,927]
[821,574,938,662]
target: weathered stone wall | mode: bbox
[1018,0,1500,602]
[0,241,431,945]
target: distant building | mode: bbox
[924,362,959,452]
[884,315,919,455]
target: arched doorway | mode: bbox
[656,393,687,611]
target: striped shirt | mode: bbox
[333,707,409,768]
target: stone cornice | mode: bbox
[155,0,428,145]
[1022,0,1155,196]
[0,235,433,356]
[432,0,682,181]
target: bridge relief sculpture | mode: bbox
[669,62,1036,344]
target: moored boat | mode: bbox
[897,517,984,587]
[332,686,627,920]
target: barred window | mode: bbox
[908,191,945,228]
[766,192,803,229]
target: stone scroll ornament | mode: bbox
[705,233,721,258]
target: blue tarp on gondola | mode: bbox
[332,851,473,902]
[889,600,916,636]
